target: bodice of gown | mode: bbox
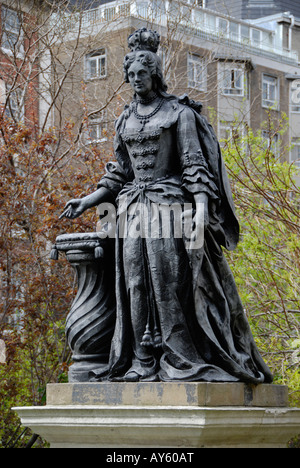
[98,97,240,250]
[120,125,178,184]
[100,98,219,201]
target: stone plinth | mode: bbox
[13,382,300,448]
[46,381,288,407]
[51,233,116,382]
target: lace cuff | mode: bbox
[181,150,208,169]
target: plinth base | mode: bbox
[13,382,300,448]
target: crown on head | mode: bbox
[128,28,160,53]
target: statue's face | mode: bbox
[127,60,153,97]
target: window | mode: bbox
[219,121,246,148]
[262,31,274,49]
[291,79,300,113]
[5,85,24,121]
[217,18,242,41]
[291,142,300,168]
[87,111,107,143]
[188,54,206,91]
[159,47,171,82]
[251,29,261,47]
[0,80,5,105]
[194,9,205,27]
[181,5,192,22]
[119,3,130,16]
[229,22,239,40]
[262,74,279,109]
[219,123,233,146]
[104,7,116,21]
[241,25,250,44]
[217,18,229,35]
[262,131,280,158]
[152,0,166,16]
[221,64,245,96]
[85,49,106,80]
[82,8,100,26]
[1,6,23,54]
[136,2,148,17]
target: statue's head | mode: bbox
[123,28,168,94]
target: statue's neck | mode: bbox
[134,91,158,104]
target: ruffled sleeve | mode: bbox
[177,106,218,200]
[97,161,129,199]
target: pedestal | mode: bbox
[51,233,116,382]
[13,382,300,448]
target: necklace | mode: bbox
[135,92,158,104]
[133,97,164,130]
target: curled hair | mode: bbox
[123,50,168,93]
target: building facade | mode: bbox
[1,0,300,171]
[0,0,41,126]
[205,0,300,21]
[51,0,300,170]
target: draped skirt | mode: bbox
[104,178,273,383]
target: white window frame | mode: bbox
[118,3,130,17]
[262,74,279,110]
[291,79,300,113]
[1,5,24,55]
[229,21,240,41]
[86,111,108,144]
[241,24,250,44]
[262,30,274,49]
[219,123,233,145]
[219,121,246,147]
[136,2,149,18]
[221,63,245,97]
[217,17,229,36]
[187,54,207,91]
[85,49,107,81]
[104,6,116,22]
[151,0,167,17]
[159,46,171,82]
[262,130,280,158]
[5,84,24,121]
[251,28,261,47]
[291,141,300,168]
[0,79,5,105]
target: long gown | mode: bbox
[95,95,273,383]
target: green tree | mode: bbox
[221,114,300,407]
[0,111,112,448]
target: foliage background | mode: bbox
[0,114,112,447]
[0,0,299,449]
[0,110,299,448]
[222,114,300,407]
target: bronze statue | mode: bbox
[60,28,273,384]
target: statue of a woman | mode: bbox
[61,28,272,384]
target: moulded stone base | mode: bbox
[13,382,300,448]
[45,381,289,408]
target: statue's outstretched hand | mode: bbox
[59,199,86,220]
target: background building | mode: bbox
[0,0,41,126]
[49,0,300,170]
[0,3,299,448]
[1,1,299,167]
[205,0,300,20]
